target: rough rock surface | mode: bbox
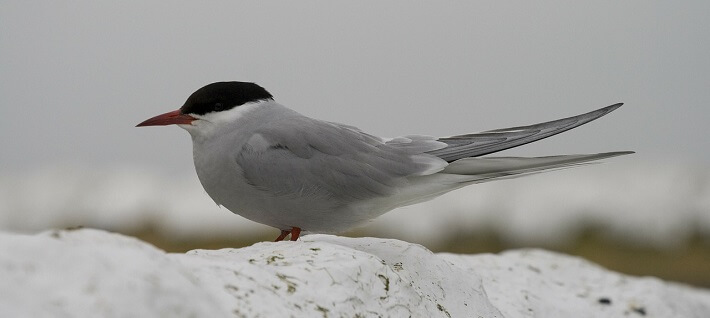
[1,229,708,317]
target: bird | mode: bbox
[137,81,632,242]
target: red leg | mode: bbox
[274,227,302,242]
[290,227,302,241]
[274,229,290,242]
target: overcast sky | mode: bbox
[1,1,709,178]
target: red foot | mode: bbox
[274,230,290,242]
[274,227,302,242]
[290,227,301,241]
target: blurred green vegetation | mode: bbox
[433,228,710,288]
[130,226,710,289]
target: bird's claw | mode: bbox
[274,227,302,242]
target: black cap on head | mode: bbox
[180,82,273,115]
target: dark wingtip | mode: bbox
[605,102,624,112]
[583,102,624,122]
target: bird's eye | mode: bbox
[214,102,224,111]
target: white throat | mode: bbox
[179,99,269,139]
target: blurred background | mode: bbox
[1,2,709,286]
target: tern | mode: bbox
[137,81,632,241]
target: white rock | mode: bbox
[0,229,708,318]
[0,229,227,318]
[443,251,710,318]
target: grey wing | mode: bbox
[427,103,624,162]
[235,117,447,202]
